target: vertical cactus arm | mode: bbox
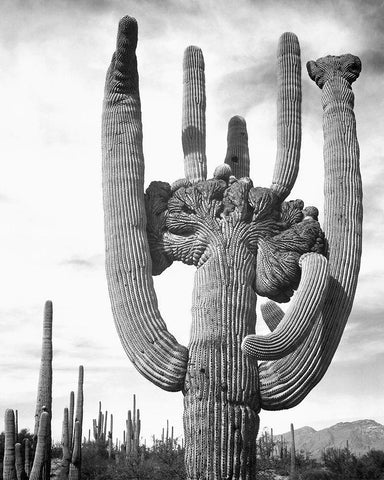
[70,422,81,466]
[30,412,50,480]
[242,253,328,360]
[68,422,81,480]
[182,46,207,183]
[3,409,17,480]
[102,16,188,391]
[34,301,53,436]
[259,54,362,409]
[261,301,284,332]
[75,366,84,436]
[61,408,71,479]
[224,116,250,178]
[23,439,30,477]
[14,411,18,444]
[14,444,23,480]
[271,32,302,201]
[68,391,74,450]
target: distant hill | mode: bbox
[278,420,384,458]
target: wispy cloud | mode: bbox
[61,254,103,270]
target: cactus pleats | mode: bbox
[182,46,207,183]
[271,32,301,201]
[224,116,250,179]
[102,16,188,392]
[103,17,362,479]
[241,253,329,360]
[259,55,362,409]
[261,301,284,332]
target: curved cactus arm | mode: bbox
[242,253,328,360]
[261,301,284,332]
[259,54,362,409]
[271,32,301,201]
[224,115,250,178]
[182,46,207,183]
[102,16,188,392]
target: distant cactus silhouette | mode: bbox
[102,16,362,479]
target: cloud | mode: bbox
[61,254,103,270]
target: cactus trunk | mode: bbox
[184,250,259,479]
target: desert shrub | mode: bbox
[356,450,384,479]
[302,468,337,480]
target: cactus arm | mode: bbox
[61,408,71,479]
[14,444,23,480]
[224,116,250,178]
[182,46,207,183]
[259,55,362,409]
[23,439,30,477]
[271,32,301,201]
[261,301,284,332]
[102,16,188,391]
[3,409,17,480]
[242,253,328,360]
[68,421,81,480]
[68,391,74,451]
[30,412,50,480]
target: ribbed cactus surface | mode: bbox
[182,46,207,183]
[102,16,362,479]
[224,116,250,179]
[259,54,362,410]
[102,17,188,392]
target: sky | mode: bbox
[1,0,384,447]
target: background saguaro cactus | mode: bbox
[102,16,362,479]
[34,301,52,480]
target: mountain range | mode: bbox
[278,420,384,458]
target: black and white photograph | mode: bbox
[1,1,384,478]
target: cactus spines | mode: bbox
[30,411,50,480]
[3,409,17,480]
[102,16,188,392]
[182,45,207,183]
[224,115,250,179]
[102,17,362,479]
[272,32,301,201]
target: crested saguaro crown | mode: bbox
[102,15,362,480]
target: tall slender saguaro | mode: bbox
[34,301,53,480]
[102,16,362,479]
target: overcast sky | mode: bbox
[1,0,384,446]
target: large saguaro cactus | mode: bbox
[102,16,362,479]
